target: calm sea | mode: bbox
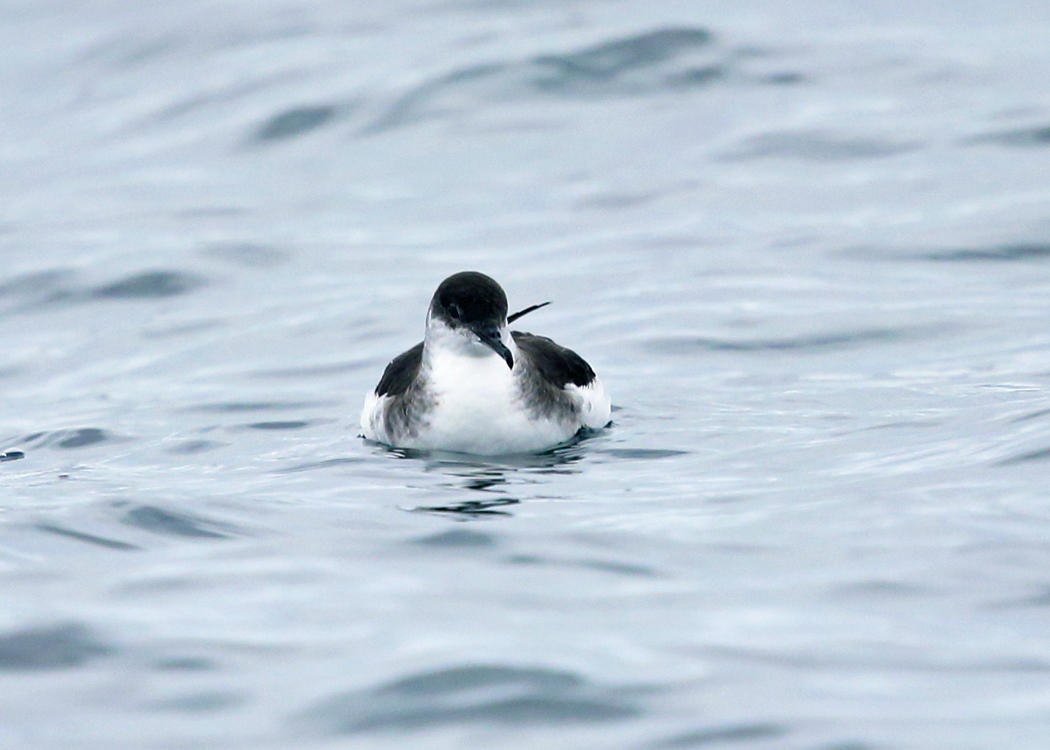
[3,2,1050,748]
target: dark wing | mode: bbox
[375,342,423,396]
[512,331,595,388]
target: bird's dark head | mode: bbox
[427,271,513,368]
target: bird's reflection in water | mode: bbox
[380,438,590,518]
[415,496,520,517]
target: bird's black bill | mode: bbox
[474,325,514,369]
[507,301,551,324]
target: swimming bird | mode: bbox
[360,271,610,454]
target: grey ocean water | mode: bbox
[3,1,1050,748]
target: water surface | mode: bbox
[3,2,1050,748]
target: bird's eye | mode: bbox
[448,303,462,320]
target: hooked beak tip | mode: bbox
[474,326,513,369]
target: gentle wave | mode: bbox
[296,663,643,734]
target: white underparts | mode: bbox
[360,317,610,455]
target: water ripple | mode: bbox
[276,457,366,473]
[189,400,331,413]
[202,242,287,267]
[722,130,920,161]
[239,420,320,430]
[1,269,205,313]
[35,523,140,551]
[654,723,787,748]
[0,269,76,299]
[411,529,497,547]
[411,497,521,517]
[970,124,1050,148]
[251,360,371,378]
[149,691,244,713]
[504,554,658,578]
[997,446,1050,466]
[165,439,226,455]
[530,27,714,87]
[296,664,643,734]
[118,504,234,540]
[21,428,120,450]
[597,448,688,460]
[251,104,343,143]
[379,664,581,695]
[0,623,112,671]
[0,269,77,315]
[152,656,216,671]
[91,270,206,299]
[646,328,909,354]
[1011,407,1050,423]
[363,26,719,134]
[920,243,1050,262]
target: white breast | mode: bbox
[361,315,611,455]
[413,347,577,454]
